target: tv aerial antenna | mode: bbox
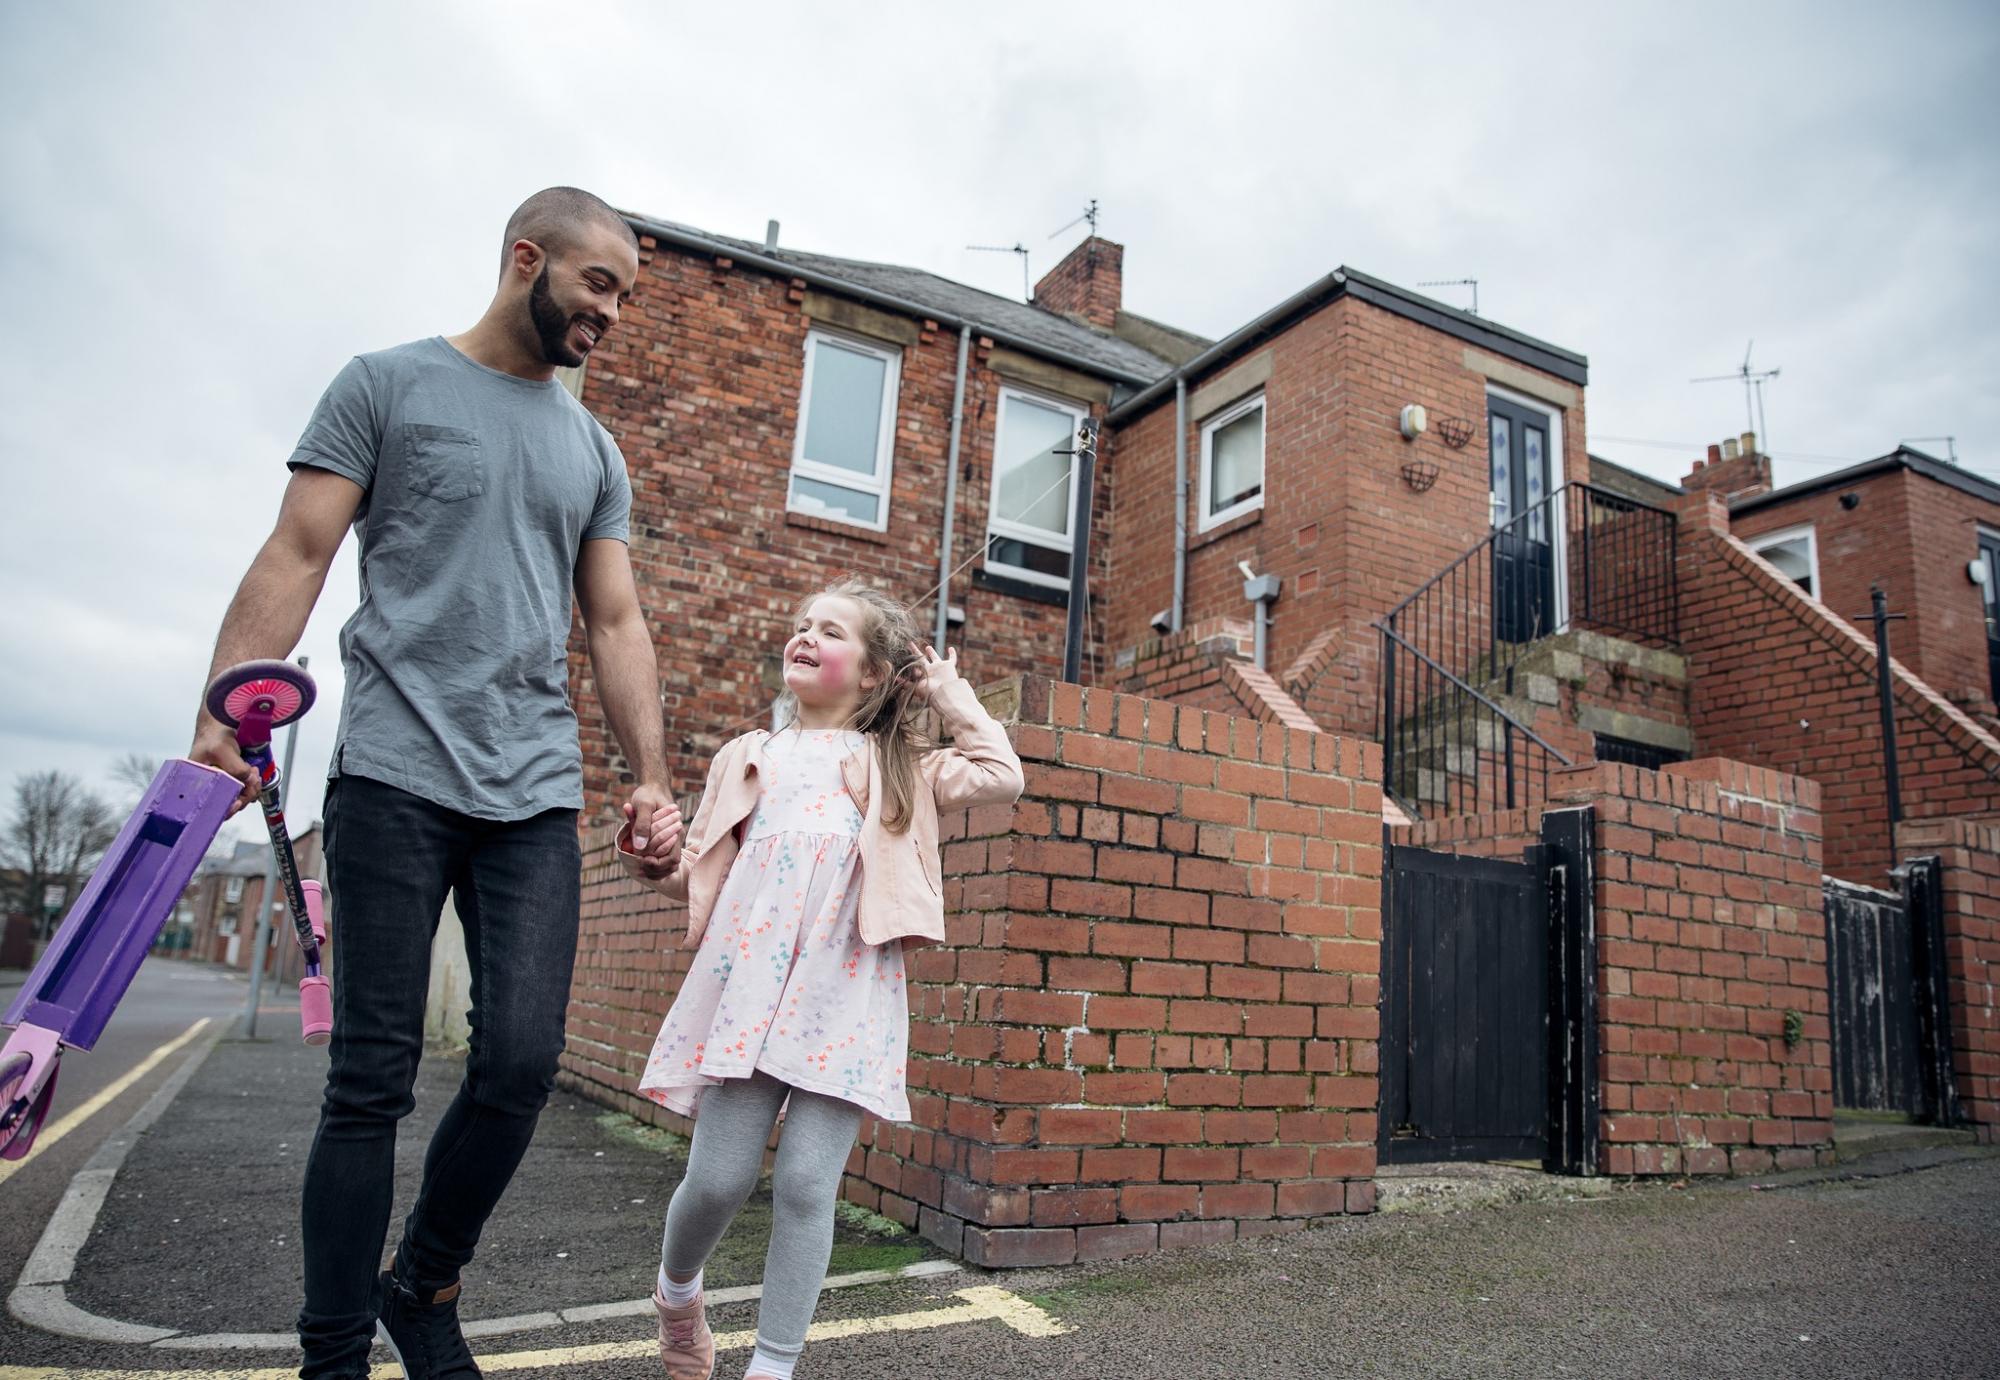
[1418,278,1480,315]
[967,241,1031,299]
[1048,198,1101,241]
[1692,339,1781,448]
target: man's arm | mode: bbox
[190,467,363,809]
[575,538,678,855]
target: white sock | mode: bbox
[746,1344,798,1380]
[657,1267,702,1307]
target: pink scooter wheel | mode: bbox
[0,1050,56,1161]
[205,659,317,731]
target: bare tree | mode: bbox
[110,752,163,801]
[1,771,117,937]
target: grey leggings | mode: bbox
[661,1071,865,1364]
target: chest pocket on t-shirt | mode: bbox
[403,424,485,502]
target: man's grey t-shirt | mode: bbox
[288,337,631,820]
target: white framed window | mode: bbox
[787,329,901,532]
[1199,393,1266,531]
[985,386,1086,589]
[224,876,245,903]
[1748,523,1820,599]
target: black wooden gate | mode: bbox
[1825,863,1960,1122]
[1824,878,1922,1113]
[1381,809,1596,1172]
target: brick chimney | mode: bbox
[1033,237,1123,331]
[1683,431,1773,502]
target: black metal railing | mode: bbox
[1378,483,1679,819]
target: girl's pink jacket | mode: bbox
[616,675,1024,948]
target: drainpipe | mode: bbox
[934,325,972,649]
[1172,378,1188,631]
[1240,562,1280,669]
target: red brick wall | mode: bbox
[571,235,1114,827]
[885,676,1383,1264]
[1731,467,2000,718]
[1555,760,1833,1176]
[1104,295,1590,741]
[1897,814,2000,1141]
[1113,618,1253,713]
[1678,492,2000,883]
[1391,808,1539,858]
[1115,619,1322,735]
[558,675,1387,1265]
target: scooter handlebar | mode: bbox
[298,880,332,1046]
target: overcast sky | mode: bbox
[2,0,1996,837]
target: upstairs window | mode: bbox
[788,330,900,531]
[1749,524,1820,599]
[986,387,1085,589]
[1200,394,1266,530]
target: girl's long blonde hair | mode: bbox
[778,577,931,834]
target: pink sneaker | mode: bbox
[652,1286,714,1380]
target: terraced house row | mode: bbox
[552,210,2000,1266]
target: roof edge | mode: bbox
[1107,265,1589,424]
[1731,445,2000,516]
[620,211,1159,390]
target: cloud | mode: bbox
[1,0,1995,823]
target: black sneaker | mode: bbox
[374,1268,482,1378]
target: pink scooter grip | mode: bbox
[302,879,329,946]
[299,976,332,1046]
[299,880,332,1046]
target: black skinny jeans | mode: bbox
[298,774,580,1377]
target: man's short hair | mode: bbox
[500,187,639,276]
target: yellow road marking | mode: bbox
[0,1285,1071,1379]
[0,1019,213,1187]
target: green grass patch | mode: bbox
[828,1242,927,1274]
[597,1111,691,1158]
[1025,1269,1157,1316]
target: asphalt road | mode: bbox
[0,959,244,1286]
[4,958,1997,1379]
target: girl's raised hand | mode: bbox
[905,642,962,702]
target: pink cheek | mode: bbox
[814,644,855,682]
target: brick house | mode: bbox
[553,210,2000,1266]
[1720,443,2000,728]
[175,827,325,984]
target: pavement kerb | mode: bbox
[7,1023,967,1352]
[10,1020,229,1345]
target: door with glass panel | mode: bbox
[1981,530,2000,703]
[985,388,1084,588]
[1488,395,1556,644]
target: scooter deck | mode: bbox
[3,760,240,1051]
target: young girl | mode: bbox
[616,578,1024,1380]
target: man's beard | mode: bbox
[529,266,590,368]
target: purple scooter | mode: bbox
[0,660,329,1161]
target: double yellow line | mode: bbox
[0,1018,214,1189]
[0,1285,1069,1379]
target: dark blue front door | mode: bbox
[1489,396,1554,644]
[1981,531,2000,703]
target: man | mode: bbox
[191,187,682,1380]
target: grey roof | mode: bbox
[1589,453,1684,505]
[628,215,1181,386]
[201,830,316,878]
[1731,445,2000,516]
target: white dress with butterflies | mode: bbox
[637,727,911,1122]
